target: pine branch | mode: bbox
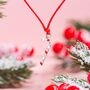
[0,65,32,88]
[71,21,90,31]
[0,0,7,5]
[53,75,90,89]
[0,0,7,18]
[0,12,4,18]
[68,41,90,72]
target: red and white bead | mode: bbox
[40,33,52,65]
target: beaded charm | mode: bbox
[24,0,66,65]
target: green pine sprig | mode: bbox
[0,0,7,6]
[68,41,90,72]
[71,20,90,31]
[0,0,7,18]
[53,75,90,89]
[0,65,32,88]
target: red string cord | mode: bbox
[24,0,65,30]
[47,0,65,29]
[24,0,46,30]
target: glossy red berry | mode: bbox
[64,27,76,40]
[67,86,80,90]
[45,84,58,90]
[76,30,90,43]
[85,42,90,49]
[10,46,19,53]
[52,43,64,54]
[64,45,72,57]
[87,73,90,84]
[58,83,69,90]
[17,55,24,61]
[76,30,85,43]
[26,48,34,57]
[14,47,18,52]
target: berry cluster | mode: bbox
[0,44,34,87]
[45,83,80,90]
[0,44,34,61]
[45,72,90,90]
[52,26,90,58]
[64,26,90,47]
[51,27,90,90]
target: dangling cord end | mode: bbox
[40,28,52,66]
[40,61,43,66]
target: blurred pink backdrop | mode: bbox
[0,0,90,55]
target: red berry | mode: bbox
[87,73,90,84]
[17,55,24,61]
[52,43,64,54]
[64,50,69,57]
[10,46,19,53]
[14,47,18,52]
[67,86,80,90]
[45,84,58,90]
[26,48,34,57]
[85,42,90,49]
[64,27,76,40]
[64,45,72,57]
[76,30,85,43]
[76,30,90,43]
[58,83,69,90]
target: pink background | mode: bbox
[0,0,90,55]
